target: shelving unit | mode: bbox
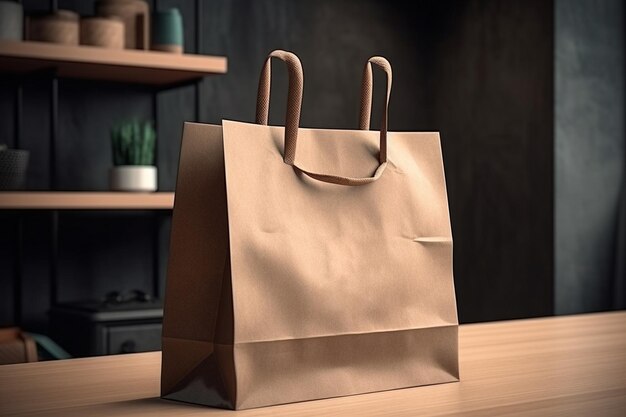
[0,32,226,204]
[0,2,225,335]
[0,192,174,210]
[0,41,226,209]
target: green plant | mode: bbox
[111,120,156,166]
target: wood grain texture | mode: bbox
[0,41,227,86]
[0,192,174,209]
[0,312,624,416]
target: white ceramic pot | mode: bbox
[109,165,157,192]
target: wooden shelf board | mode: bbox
[0,192,174,209]
[0,41,227,86]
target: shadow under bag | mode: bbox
[161,50,459,410]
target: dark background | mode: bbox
[0,0,624,334]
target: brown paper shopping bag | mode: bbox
[161,50,459,410]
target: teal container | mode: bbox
[151,8,183,53]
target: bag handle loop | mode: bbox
[255,50,391,186]
[359,56,393,164]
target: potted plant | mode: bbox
[109,120,157,192]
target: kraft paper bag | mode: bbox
[161,50,459,410]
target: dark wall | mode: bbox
[1,0,556,332]
[417,1,555,322]
[555,0,626,314]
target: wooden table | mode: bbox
[1,312,624,416]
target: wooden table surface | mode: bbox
[0,312,624,416]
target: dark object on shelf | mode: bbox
[26,10,79,45]
[102,289,153,305]
[0,146,29,190]
[0,327,38,365]
[0,1,23,41]
[50,297,163,357]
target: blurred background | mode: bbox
[0,0,624,361]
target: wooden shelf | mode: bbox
[0,192,174,210]
[0,41,227,86]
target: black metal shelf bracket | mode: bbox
[196,0,203,123]
[13,81,23,325]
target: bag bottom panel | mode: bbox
[162,325,458,410]
[235,325,458,409]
